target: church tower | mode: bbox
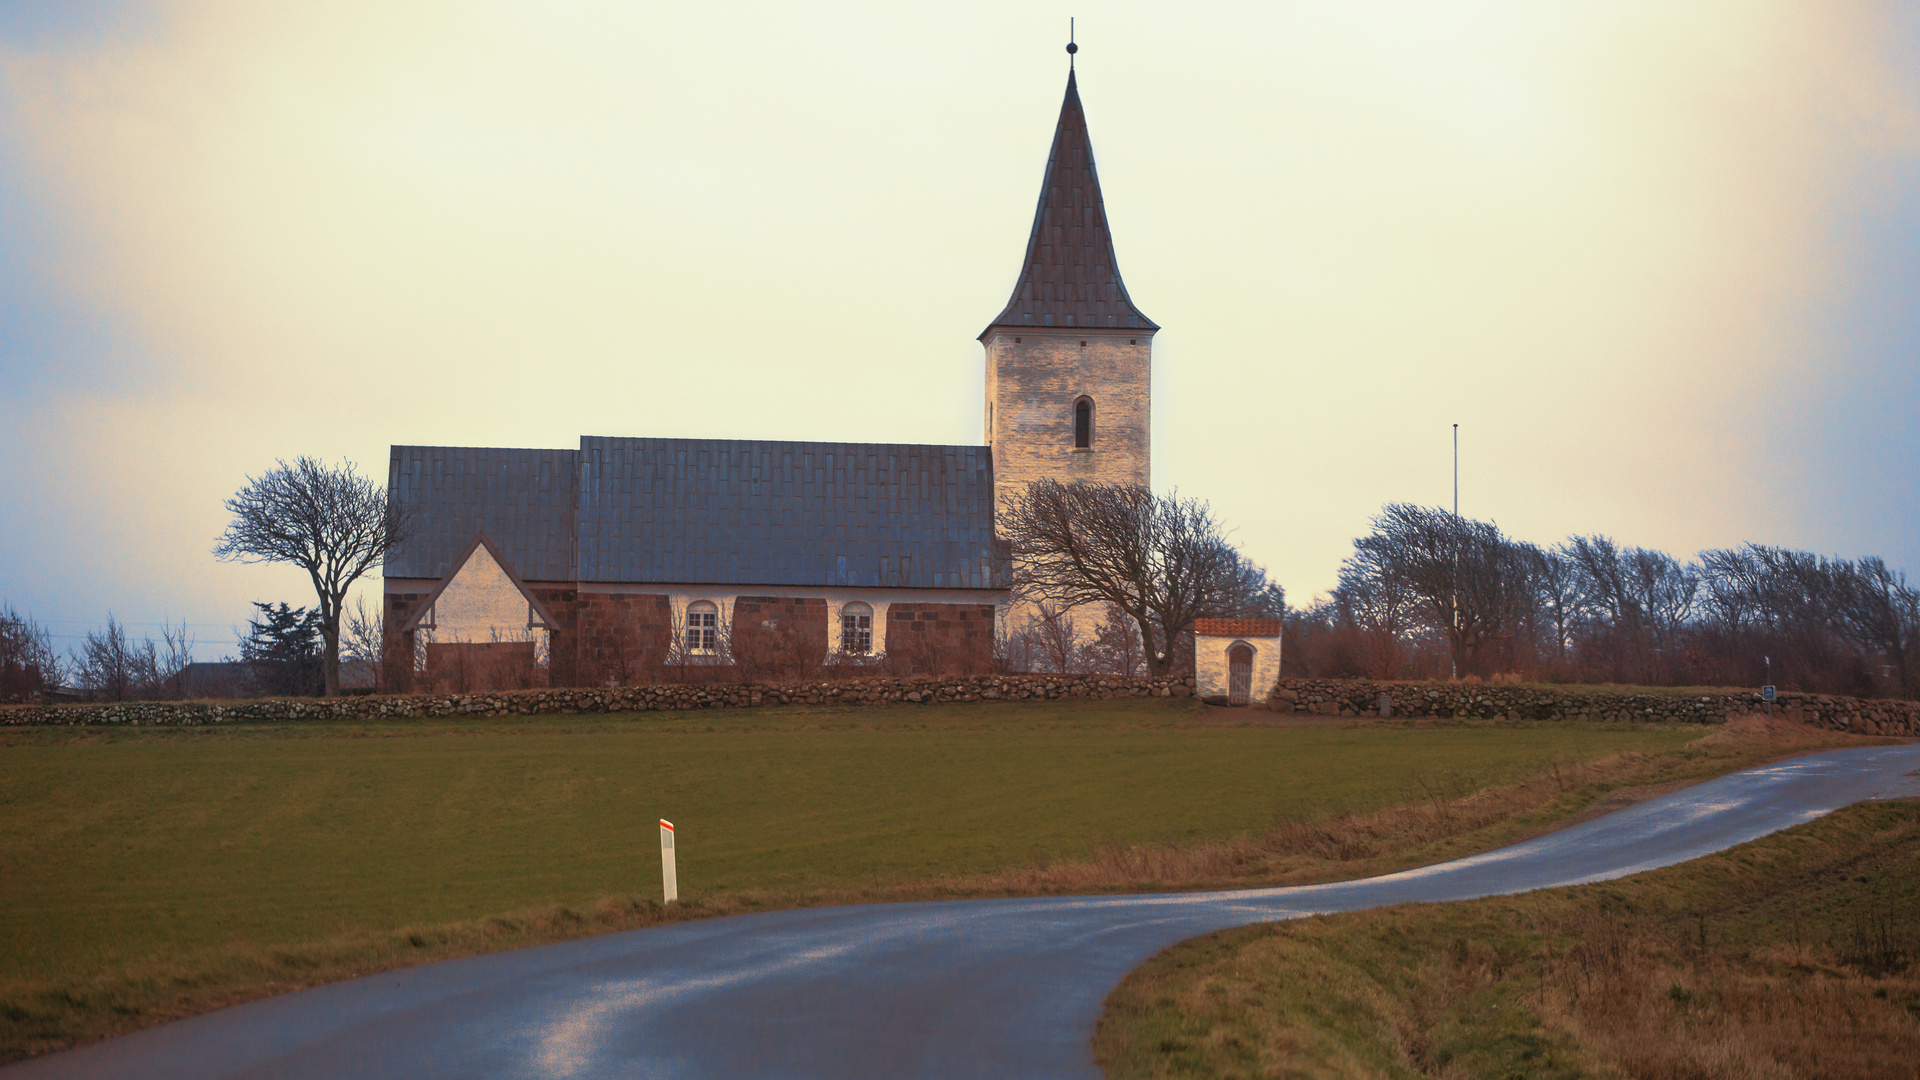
[983,61,1157,507]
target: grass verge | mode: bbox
[1095,793,1920,1080]
[0,700,1887,1062]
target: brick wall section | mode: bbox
[732,596,828,678]
[547,591,673,687]
[382,592,428,692]
[1270,678,1920,736]
[887,603,997,674]
[423,641,538,693]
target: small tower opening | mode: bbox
[1074,397,1093,449]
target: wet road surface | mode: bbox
[11,743,1920,1079]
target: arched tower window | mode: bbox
[841,601,873,655]
[1074,397,1094,449]
[686,600,719,656]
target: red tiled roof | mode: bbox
[980,69,1157,338]
[1194,618,1284,638]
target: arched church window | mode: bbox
[686,601,719,656]
[1074,397,1094,449]
[841,602,873,655]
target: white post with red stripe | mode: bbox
[659,819,678,904]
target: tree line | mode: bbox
[10,481,1912,702]
[1290,502,1919,697]
[0,600,390,704]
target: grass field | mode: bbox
[0,698,1873,1060]
[1095,797,1920,1080]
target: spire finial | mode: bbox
[1066,17,1077,66]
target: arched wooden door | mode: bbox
[1228,643,1254,705]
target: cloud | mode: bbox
[1,0,1917,640]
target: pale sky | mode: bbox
[3,1,1918,659]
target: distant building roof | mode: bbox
[386,438,1006,591]
[339,658,376,690]
[981,68,1157,338]
[1194,618,1284,639]
[179,662,258,698]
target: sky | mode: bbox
[2,0,1918,660]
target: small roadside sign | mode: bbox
[660,819,678,904]
[1761,685,1776,703]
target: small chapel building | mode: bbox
[382,58,1157,690]
[1194,619,1285,707]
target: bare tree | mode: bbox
[0,606,62,703]
[1534,544,1588,663]
[1001,479,1247,678]
[1697,546,1759,632]
[1569,536,1635,629]
[1027,601,1084,674]
[156,620,195,699]
[342,595,388,692]
[72,615,143,701]
[1085,603,1149,676]
[1348,505,1537,678]
[1624,547,1698,651]
[1839,557,1919,697]
[1334,546,1418,679]
[214,457,412,697]
[65,615,195,701]
[1219,555,1287,618]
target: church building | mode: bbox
[381,58,1156,690]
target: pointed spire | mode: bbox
[980,65,1156,339]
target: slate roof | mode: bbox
[981,68,1157,338]
[387,446,578,583]
[386,438,1006,591]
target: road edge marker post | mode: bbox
[660,819,678,904]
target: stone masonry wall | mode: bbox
[986,327,1151,496]
[1270,678,1920,736]
[6,675,1917,734]
[0,672,1196,726]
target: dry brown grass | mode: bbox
[1531,895,1920,1079]
[1097,789,1920,1080]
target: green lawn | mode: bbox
[0,699,1712,1058]
[0,702,1699,981]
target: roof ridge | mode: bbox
[979,67,1157,339]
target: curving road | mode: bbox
[11,743,1920,1080]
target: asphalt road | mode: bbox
[12,743,1920,1080]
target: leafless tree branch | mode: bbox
[214,457,413,696]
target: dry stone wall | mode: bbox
[1271,678,1920,736]
[0,673,1195,726]
[5,676,1916,736]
